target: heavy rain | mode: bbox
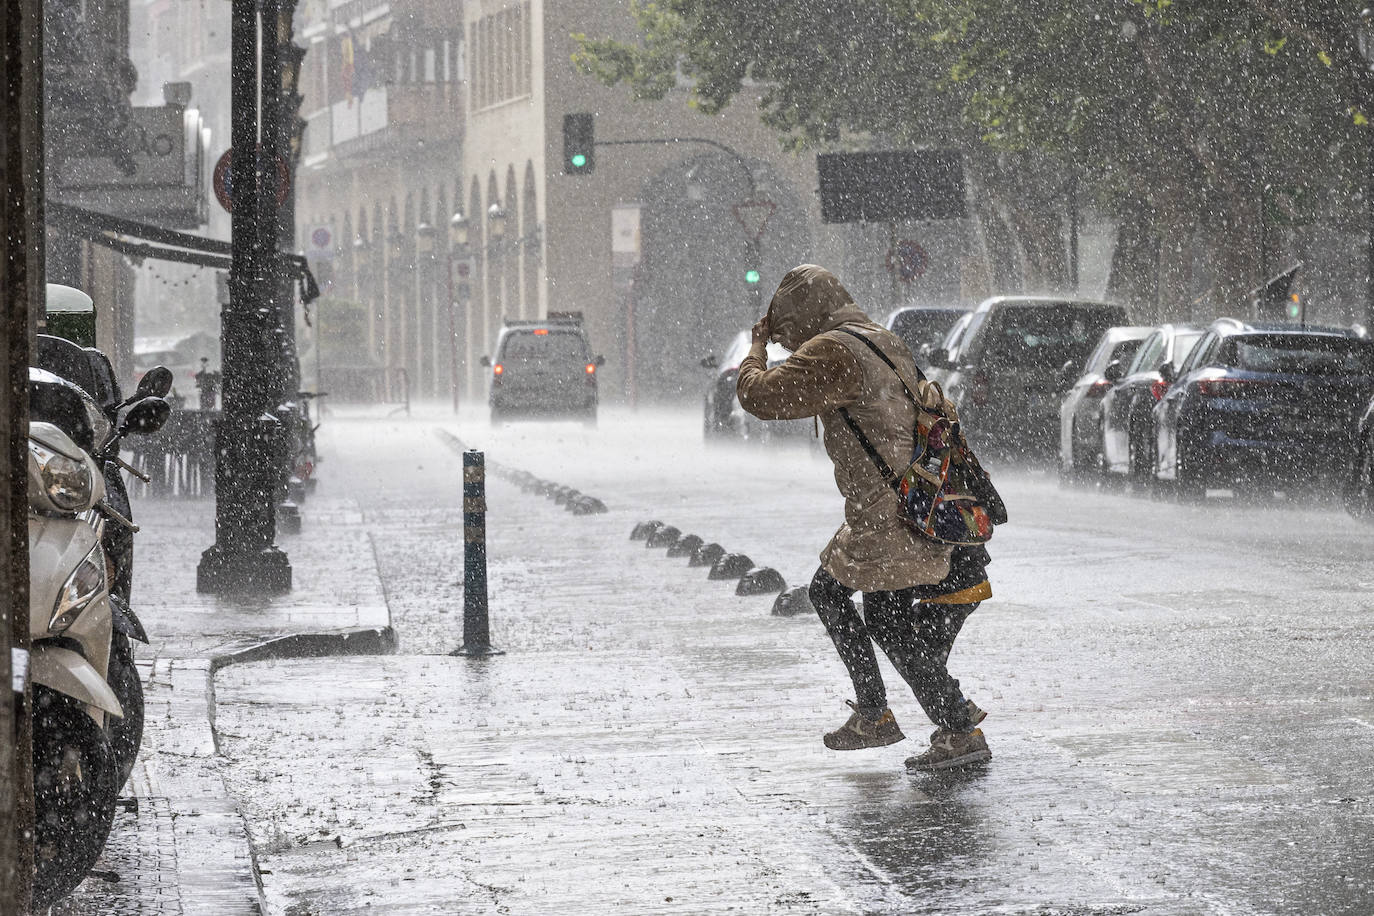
[2,1,1374,914]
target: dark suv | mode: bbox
[929,296,1129,457]
[481,314,604,424]
[1154,319,1374,498]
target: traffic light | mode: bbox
[1286,293,1301,320]
[744,268,761,285]
[563,113,594,175]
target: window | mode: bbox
[1169,332,1203,370]
[1128,332,1165,374]
[1222,335,1374,375]
[470,2,533,109]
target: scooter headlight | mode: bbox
[50,544,106,634]
[30,440,93,511]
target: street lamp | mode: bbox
[487,203,507,245]
[448,212,471,413]
[487,203,507,332]
[385,226,406,396]
[416,221,436,397]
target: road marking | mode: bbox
[1348,716,1374,731]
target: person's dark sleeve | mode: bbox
[736,336,863,420]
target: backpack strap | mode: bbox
[837,406,902,493]
[834,327,928,397]
[835,325,960,437]
[831,327,923,494]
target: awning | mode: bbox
[46,201,319,304]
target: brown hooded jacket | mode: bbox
[737,264,954,592]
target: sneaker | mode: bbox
[928,700,987,744]
[905,728,991,772]
[823,700,906,751]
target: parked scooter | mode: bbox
[34,334,171,789]
[27,366,170,908]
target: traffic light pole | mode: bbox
[594,136,767,309]
[197,0,292,594]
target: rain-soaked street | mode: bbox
[180,407,1374,914]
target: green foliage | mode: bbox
[573,0,1374,301]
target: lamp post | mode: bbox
[487,203,507,333]
[353,233,371,359]
[416,221,436,398]
[198,0,292,594]
[386,226,405,399]
[448,212,471,413]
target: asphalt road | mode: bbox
[213,405,1374,915]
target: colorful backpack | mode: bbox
[835,328,1007,546]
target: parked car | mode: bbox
[883,305,970,363]
[927,296,1130,458]
[926,311,975,386]
[481,313,603,424]
[1154,319,1374,499]
[700,330,809,443]
[1345,391,1374,520]
[1058,325,1153,477]
[1100,323,1204,484]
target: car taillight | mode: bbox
[1197,378,1266,398]
[1149,379,1169,401]
[970,372,990,407]
[1087,379,1112,398]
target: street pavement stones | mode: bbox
[203,409,1374,915]
[56,482,396,913]
[59,406,1374,913]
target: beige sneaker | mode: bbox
[905,728,991,772]
[823,700,906,751]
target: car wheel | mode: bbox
[1344,437,1374,519]
[1172,443,1205,503]
[1127,416,1155,491]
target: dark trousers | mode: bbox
[809,567,978,733]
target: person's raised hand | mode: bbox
[751,315,771,345]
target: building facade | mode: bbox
[298,0,974,405]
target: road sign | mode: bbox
[818,150,966,223]
[885,239,929,283]
[732,198,776,243]
[307,225,335,260]
[213,148,289,214]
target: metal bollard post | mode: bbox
[454,449,502,656]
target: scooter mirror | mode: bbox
[136,366,174,399]
[119,397,171,436]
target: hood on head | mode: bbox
[766,264,869,351]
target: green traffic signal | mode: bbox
[563,113,594,175]
[745,269,761,284]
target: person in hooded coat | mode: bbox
[737,264,993,772]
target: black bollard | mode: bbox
[453,450,503,657]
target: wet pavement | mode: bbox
[55,405,1374,913]
[56,461,395,913]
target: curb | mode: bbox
[207,625,399,673]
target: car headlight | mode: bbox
[50,543,106,634]
[29,441,93,511]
